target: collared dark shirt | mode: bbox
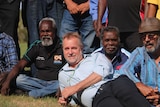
[22,37,66,81]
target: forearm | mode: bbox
[64,0,74,5]
[6,43,18,72]
[89,0,98,20]
[4,60,26,84]
[147,3,158,17]
[144,0,148,18]
[74,72,102,92]
[4,65,21,84]
[97,0,107,24]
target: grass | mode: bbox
[0,95,62,107]
[0,94,80,107]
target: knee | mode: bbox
[16,74,28,86]
[112,75,137,94]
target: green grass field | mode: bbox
[0,95,62,107]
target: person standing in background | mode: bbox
[90,0,108,31]
[59,0,100,54]
[0,0,21,59]
[147,0,160,19]
[97,0,145,52]
[22,0,64,46]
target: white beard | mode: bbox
[41,36,53,46]
[146,36,160,53]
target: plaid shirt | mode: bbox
[0,33,18,73]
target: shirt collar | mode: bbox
[101,48,122,62]
[62,54,87,71]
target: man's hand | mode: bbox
[146,93,160,106]
[96,22,104,37]
[58,86,77,107]
[58,96,68,107]
[1,81,10,95]
[61,85,78,99]
[93,20,97,30]
[78,2,89,14]
[65,1,79,14]
[136,82,160,106]
[136,82,155,96]
[146,87,160,106]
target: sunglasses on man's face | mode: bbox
[140,32,160,41]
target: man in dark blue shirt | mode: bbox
[93,26,130,70]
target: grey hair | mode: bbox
[62,32,83,49]
[100,26,120,42]
[39,17,56,29]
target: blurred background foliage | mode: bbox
[18,10,28,43]
[18,10,28,58]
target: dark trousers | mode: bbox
[0,0,20,59]
[92,75,150,107]
[120,32,143,52]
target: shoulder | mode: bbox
[28,40,41,49]
[92,47,103,54]
[120,48,131,58]
[131,47,145,55]
[0,33,15,46]
[90,51,111,65]
[25,40,41,54]
[30,40,41,46]
[0,33,14,41]
[125,47,146,60]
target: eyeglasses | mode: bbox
[140,32,160,41]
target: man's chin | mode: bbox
[42,41,53,46]
[146,48,155,53]
[42,44,52,46]
[107,50,116,54]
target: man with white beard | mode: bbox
[116,17,160,107]
[0,17,66,98]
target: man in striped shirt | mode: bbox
[120,17,160,106]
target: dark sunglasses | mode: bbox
[140,32,160,41]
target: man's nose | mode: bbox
[108,40,114,45]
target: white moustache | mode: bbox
[42,36,52,40]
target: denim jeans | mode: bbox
[59,9,100,54]
[0,0,20,58]
[26,0,64,45]
[16,74,59,98]
[26,0,40,45]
